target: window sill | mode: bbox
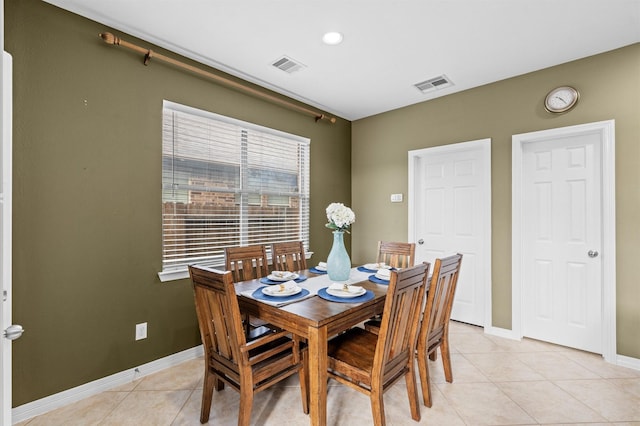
[158,251,315,283]
[158,269,190,283]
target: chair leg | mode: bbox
[299,351,309,414]
[242,313,251,337]
[200,369,215,423]
[238,386,254,426]
[417,350,433,407]
[370,390,386,426]
[441,338,454,383]
[405,368,421,421]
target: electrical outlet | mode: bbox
[135,322,147,340]
[390,193,403,203]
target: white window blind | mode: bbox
[161,101,310,277]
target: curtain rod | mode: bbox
[99,32,336,124]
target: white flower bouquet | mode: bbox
[325,202,355,233]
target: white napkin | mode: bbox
[328,282,364,294]
[316,261,327,271]
[272,280,298,293]
[271,270,296,280]
[375,268,391,280]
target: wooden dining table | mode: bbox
[234,268,389,426]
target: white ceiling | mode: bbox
[44,0,640,121]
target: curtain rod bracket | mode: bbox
[316,114,336,124]
[144,50,154,66]
[98,32,336,124]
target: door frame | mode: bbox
[512,120,616,362]
[2,48,13,425]
[408,138,492,328]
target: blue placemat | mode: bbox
[368,275,390,285]
[251,287,310,302]
[317,287,375,303]
[260,275,308,285]
[308,267,327,274]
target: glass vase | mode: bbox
[327,230,351,281]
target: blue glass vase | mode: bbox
[327,230,351,281]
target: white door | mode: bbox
[521,133,602,353]
[409,139,491,327]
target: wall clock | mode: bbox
[544,86,579,113]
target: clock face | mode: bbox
[545,86,579,113]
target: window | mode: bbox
[159,101,310,282]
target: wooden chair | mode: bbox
[271,241,307,271]
[416,253,463,407]
[363,241,417,333]
[224,245,270,282]
[225,245,271,338]
[189,265,309,425]
[326,262,430,426]
[376,241,416,269]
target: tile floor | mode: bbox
[16,321,640,425]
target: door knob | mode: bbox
[418,239,424,245]
[3,324,24,341]
[588,250,599,258]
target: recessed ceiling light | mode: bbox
[322,32,343,45]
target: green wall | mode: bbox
[351,43,640,358]
[5,0,351,406]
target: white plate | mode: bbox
[261,285,302,297]
[314,265,327,271]
[374,272,391,280]
[267,272,299,281]
[326,287,366,298]
[363,263,391,271]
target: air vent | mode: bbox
[271,56,305,73]
[414,75,453,93]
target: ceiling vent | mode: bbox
[414,75,453,93]
[271,56,305,73]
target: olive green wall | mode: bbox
[352,43,640,358]
[5,0,351,406]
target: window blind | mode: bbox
[161,101,310,274]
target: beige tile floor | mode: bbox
[16,321,640,425]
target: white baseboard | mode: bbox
[484,325,519,340]
[617,354,640,371]
[12,345,204,424]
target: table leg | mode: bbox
[307,325,328,426]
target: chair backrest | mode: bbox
[189,265,246,367]
[271,241,307,271]
[225,245,269,282]
[376,241,416,269]
[374,262,430,379]
[418,253,463,355]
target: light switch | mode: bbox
[390,193,403,203]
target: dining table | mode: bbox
[234,266,389,426]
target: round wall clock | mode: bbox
[544,86,579,113]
